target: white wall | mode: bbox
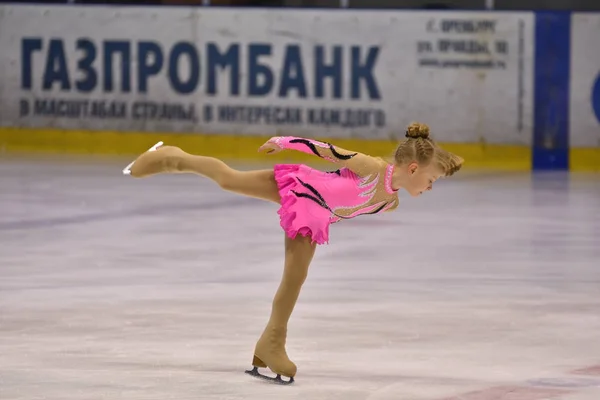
[570,13,600,147]
[0,5,534,144]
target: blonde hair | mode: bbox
[394,122,464,177]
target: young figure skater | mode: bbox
[122,122,464,384]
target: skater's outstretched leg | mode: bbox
[127,144,281,203]
[250,234,316,381]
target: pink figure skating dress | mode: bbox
[268,136,400,245]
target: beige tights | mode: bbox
[253,234,316,378]
[128,145,281,203]
[128,144,316,378]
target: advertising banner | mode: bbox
[0,5,534,144]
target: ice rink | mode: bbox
[1,156,599,400]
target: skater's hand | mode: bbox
[258,138,282,154]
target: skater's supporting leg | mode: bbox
[253,234,317,378]
[271,234,317,327]
[129,145,281,203]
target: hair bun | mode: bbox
[405,122,430,139]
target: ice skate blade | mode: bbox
[245,366,294,385]
[122,141,164,176]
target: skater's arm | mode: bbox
[259,136,381,176]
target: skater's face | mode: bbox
[404,162,442,197]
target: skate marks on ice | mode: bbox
[362,363,600,400]
[0,197,250,231]
[1,160,600,400]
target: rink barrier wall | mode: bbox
[0,6,597,172]
[0,5,536,161]
[570,148,600,171]
[533,11,570,171]
[569,12,600,171]
[0,127,531,170]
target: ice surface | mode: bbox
[1,156,599,400]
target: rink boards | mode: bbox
[0,5,597,171]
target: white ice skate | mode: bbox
[122,141,164,176]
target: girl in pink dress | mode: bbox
[123,122,464,384]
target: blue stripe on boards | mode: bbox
[533,11,571,170]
